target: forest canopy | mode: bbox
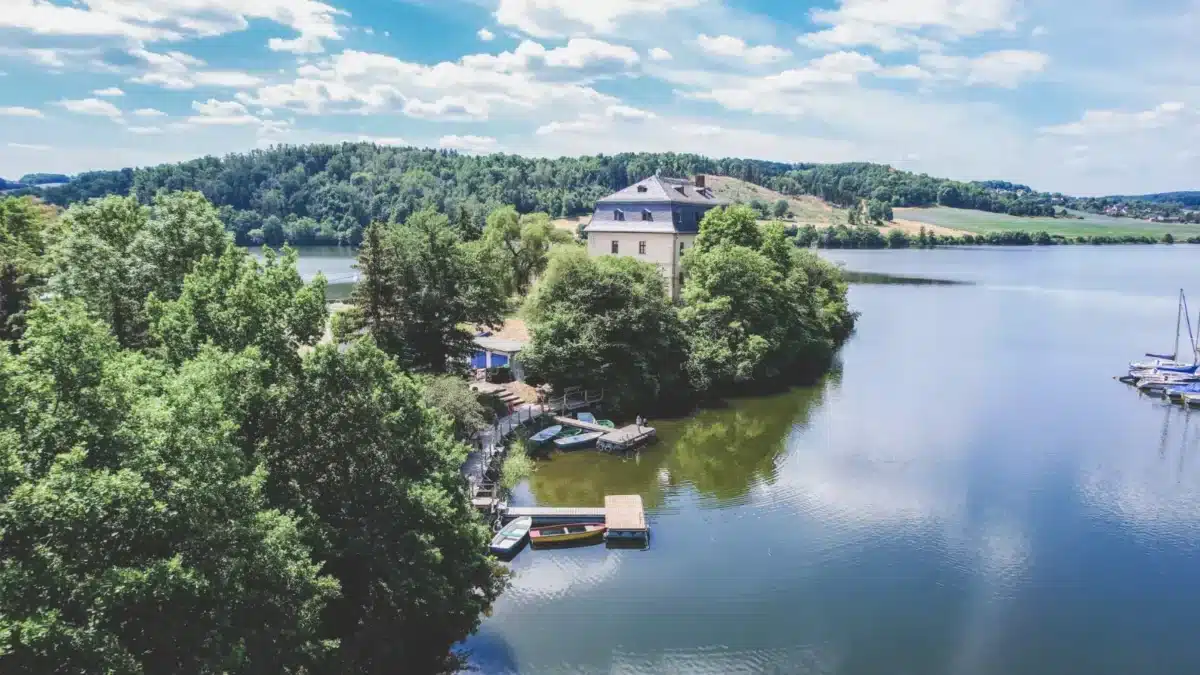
[15,144,1178,247]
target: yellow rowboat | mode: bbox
[528,522,606,545]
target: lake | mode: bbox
[249,245,359,300]
[456,245,1200,675]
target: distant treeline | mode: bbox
[793,224,1197,249]
[11,145,1198,243]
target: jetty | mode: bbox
[500,494,649,544]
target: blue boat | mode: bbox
[553,431,604,450]
[1166,383,1200,401]
[529,425,563,444]
[576,412,597,425]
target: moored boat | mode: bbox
[576,412,597,425]
[529,425,563,445]
[529,522,606,545]
[489,517,532,557]
[597,419,616,429]
[553,431,604,450]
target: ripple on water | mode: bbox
[503,547,624,607]
[609,643,840,675]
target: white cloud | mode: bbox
[495,0,703,38]
[133,107,167,117]
[535,105,659,135]
[358,135,409,146]
[187,98,261,125]
[55,97,122,119]
[478,28,495,41]
[129,49,262,90]
[238,48,615,120]
[439,134,499,154]
[7,142,51,151]
[0,106,44,118]
[126,126,163,135]
[648,47,673,61]
[536,114,606,135]
[801,0,1020,52]
[1040,102,1188,136]
[402,96,489,121]
[606,104,657,121]
[918,50,1049,88]
[696,34,791,65]
[92,87,124,97]
[1031,25,1047,37]
[0,0,344,53]
[463,38,639,72]
[879,64,933,80]
[26,48,65,68]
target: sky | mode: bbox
[1,0,1197,196]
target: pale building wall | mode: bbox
[587,231,697,300]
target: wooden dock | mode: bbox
[552,415,611,434]
[605,495,649,543]
[597,424,657,452]
[500,495,650,544]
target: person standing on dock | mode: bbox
[636,415,644,431]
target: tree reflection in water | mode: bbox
[524,370,839,509]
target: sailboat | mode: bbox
[1130,289,1198,372]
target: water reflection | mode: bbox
[524,373,836,511]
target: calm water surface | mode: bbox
[459,246,1200,675]
[249,245,358,300]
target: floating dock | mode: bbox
[500,494,650,544]
[604,494,649,542]
[552,415,612,434]
[597,424,657,453]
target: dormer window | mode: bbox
[636,185,648,192]
[641,209,652,221]
[675,186,686,196]
[614,209,625,221]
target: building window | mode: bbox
[611,240,619,254]
[614,209,625,221]
[638,241,646,255]
[673,211,682,226]
[642,209,652,221]
[679,241,686,256]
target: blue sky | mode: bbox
[1,0,1197,195]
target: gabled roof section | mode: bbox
[596,176,728,207]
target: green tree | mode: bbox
[477,207,571,296]
[0,197,53,344]
[520,249,690,414]
[772,199,790,218]
[886,228,911,249]
[681,214,855,394]
[419,373,492,441]
[350,210,505,372]
[148,245,327,367]
[263,340,505,674]
[0,302,338,673]
[1163,232,1175,244]
[694,204,762,253]
[50,193,228,348]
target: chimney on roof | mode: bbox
[694,174,706,189]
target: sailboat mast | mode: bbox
[1174,289,1184,360]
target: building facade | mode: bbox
[583,175,727,300]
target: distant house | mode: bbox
[583,174,727,300]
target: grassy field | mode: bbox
[896,206,1200,238]
[705,175,846,226]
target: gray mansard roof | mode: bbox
[595,176,728,207]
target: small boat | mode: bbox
[1131,289,1198,371]
[597,419,616,429]
[576,412,597,425]
[489,517,532,557]
[529,522,606,545]
[553,431,604,450]
[1166,383,1200,401]
[1183,393,1200,408]
[529,425,563,445]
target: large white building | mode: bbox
[583,175,727,300]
